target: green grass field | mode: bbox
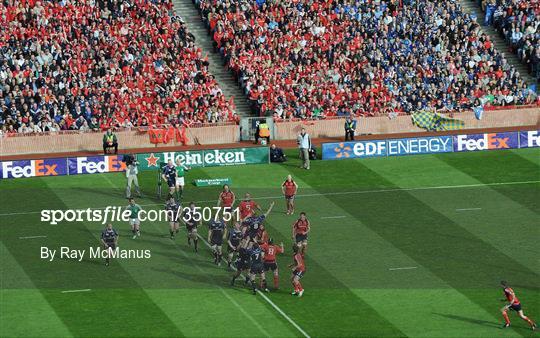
[1,148,539,338]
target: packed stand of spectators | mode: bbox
[0,0,236,136]
[197,0,538,120]
[482,0,540,82]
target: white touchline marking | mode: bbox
[19,235,47,239]
[389,267,418,271]
[61,289,91,293]
[456,208,482,211]
[321,216,346,219]
[1,180,538,217]
[196,233,311,338]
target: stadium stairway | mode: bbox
[460,0,537,87]
[171,0,252,116]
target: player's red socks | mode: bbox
[503,312,510,325]
[293,281,303,293]
[274,276,279,289]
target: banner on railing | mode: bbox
[321,130,536,160]
[0,158,68,179]
[453,132,519,152]
[67,155,126,175]
[136,147,269,170]
[322,136,453,160]
[519,130,540,148]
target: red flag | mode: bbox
[163,126,175,144]
[149,128,164,144]
[175,126,189,145]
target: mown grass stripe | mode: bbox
[2,178,185,338]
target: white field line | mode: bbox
[456,208,482,211]
[196,233,311,338]
[61,289,91,293]
[19,235,47,239]
[320,216,346,219]
[1,180,538,218]
[388,267,418,271]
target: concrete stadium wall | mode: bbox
[273,108,540,139]
[1,108,538,156]
[0,124,240,156]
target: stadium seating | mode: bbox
[0,0,235,135]
[482,0,540,82]
[196,0,538,119]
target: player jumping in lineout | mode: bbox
[126,198,142,239]
[500,281,536,330]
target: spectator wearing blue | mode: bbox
[270,144,286,163]
[344,115,357,141]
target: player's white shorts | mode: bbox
[129,218,141,226]
[175,177,185,187]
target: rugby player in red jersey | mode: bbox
[238,193,261,221]
[500,281,536,330]
[217,184,235,211]
[281,174,298,215]
[256,224,270,245]
[289,245,305,297]
[260,238,284,291]
[292,212,310,254]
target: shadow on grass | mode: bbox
[433,312,500,328]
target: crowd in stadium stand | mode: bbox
[482,0,540,82]
[197,0,538,119]
[0,0,235,135]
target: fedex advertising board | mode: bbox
[0,158,68,179]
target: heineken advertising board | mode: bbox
[136,147,269,171]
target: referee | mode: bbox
[101,223,119,266]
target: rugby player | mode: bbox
[281,175,298,215]
[174,158,190,200]
[100,223,118,266]
[500,281,536,330]
[289,244,306,297]
[227,222,243,268]
[126,198,142,239]
[260,238,284,290]
[165,196,181,239]
[230,238,251,286]
[181,202,200,252]
[217,184,235,212]
[161,160,177,199]
[292,212,310,254]
[256,223,269,244]
[248,242,265,295]
[244,202,275,241]
[208,216,226,266]
[238,193,261,221]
